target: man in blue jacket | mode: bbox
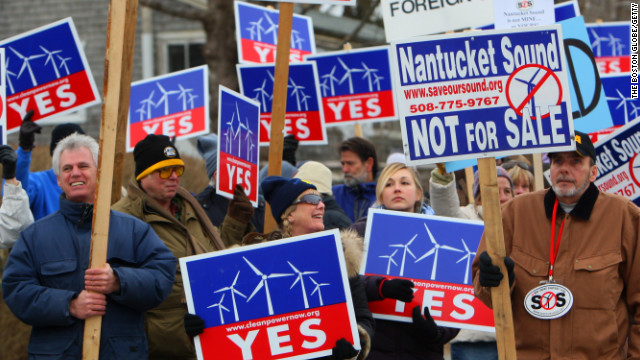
[2,133,176,359]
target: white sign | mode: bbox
[494,0,555,29]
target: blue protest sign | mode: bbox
[237,62,327,145]
[305,46,398,126]
[127,65,209,152]
[235,1,315,64]
[217,86,260,207]
[180,229,360,360]
[360,209,493,331]
[586,21,631,74]
[0,49,5,144]
[391,25,575,165]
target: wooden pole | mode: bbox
[465,166,475,204]
[264,2,294,233]
[82,0,138,358]
[477,157,517,360]
[532,153,544,191]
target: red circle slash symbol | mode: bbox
[540,291,557,310]
[506,64,563,120]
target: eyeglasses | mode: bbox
[502,161,531,172]
[157,166,184,179]
[292,194,323,206]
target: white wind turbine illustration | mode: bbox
[287,261,318,309]
[372,73,384,91]
[310,277,330,306]
[361,62,379,92]
[515,68,542,117]
[234,102,247,156]
[135,104,147,121]
[187,93,198,108]
[590,29,608,57]
[319,79,330,97]
[390,234,417,276]
[57,55,72,76]
[10,46,45,87]
[5,57,17,94]
[415,223,463,280]
[291,30,305,49]
[607,88,633,124]
[140,90,155,120]
[379,249,399,275]
[244,257,293,315]
[215,271,247,322]
[177,84,193,111]
[288,78,305,111]
[300,91,311,111]
[322,66,340,96]
[39,46,62,79]
[456,239,476,284]
[253,78,272,110]
[607,33,624,56]
[264,14,279,43]
[207,293,230,324]
[155,83,179,115]
[629,102,640,120]
[248,18,264,42]
[242,116,255,161]
[337,57,363,94]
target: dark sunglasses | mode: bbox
[157,166,184,179]
[292,194,323,206]
[502,161,531,172]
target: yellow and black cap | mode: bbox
[134,134,185,180]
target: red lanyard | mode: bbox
[549,199,566,282]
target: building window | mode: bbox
[157,31,206,74]
[167,43,205,72]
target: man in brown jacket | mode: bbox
[472,131,640,359]
[113,134,254,360]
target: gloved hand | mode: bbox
[282,134,299,166]
[18,110,41,151]
[412,306,441,343]
[430,167,453,186]
[478,251,515,287]
[381,278,414,302]
[227,184,254,223]
[184,313,205,338]
[331,338,358,359]
[0,145,17,180]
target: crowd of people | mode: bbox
[1,110,639,360]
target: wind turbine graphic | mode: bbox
[155,83,179,115]
[177,84,193,111]
[322,66,340,96]
[288,78,305,111]
[415,223,463,280]
[607,33,623,56]
[361,62,379,92]
[187,93,198,108]
[372,73,384,91]
[248,18,264,42]
[57,55,72,76]
[234,102,247,156]
[135,104,147,121]
[455,239,476,284]
[310,277,330,306]
[590,29,608,57]
[607,88,633,124]
[514,68,542,119]
[10,46,45,87]
[629,102,640,120]
[389,234,417,276]
[319,79,330,97]
[338,57,363,94]
[207,293,230,324]
[140,90,155,120]
[300,91,311,111]
[215,271,247,322]
[253,78,272,110]
[379,249,399,275]
[244,257,293,315]
[264,14,279,43]
[5,57,17,94]
[224,112,235,153]
[39,46,62,79]
[288,261,318,309]
[242,116,255,161]
[291,30,305,49]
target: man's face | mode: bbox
[57,147,97,203]
[340,150,372,186]
[550,152,597,203]
[140,166,182,205]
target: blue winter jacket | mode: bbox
[16,147,61,220]
[332,181,378,222]
[2,196,176,360]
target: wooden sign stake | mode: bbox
[477,157,517,360]
[82,0,138,358]
[264,2,294,233]
[532,153,544,191]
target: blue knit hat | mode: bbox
[261,176,316,221]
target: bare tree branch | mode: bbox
[138,0,207,21]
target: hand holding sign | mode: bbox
[411,306,440,343]
[18,109,40,151]
[381,278,415,303]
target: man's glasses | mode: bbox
[502,161,531,172]
[292,194,323,206]
[157,166,184,179]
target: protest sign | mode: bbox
[181,229,360,360]
[494,0,554,29]
[253,0,355,5]
[235,1,315,64]
[594,117,640,206]
[588,73,640,142]
[391,25,575,166]
[586,21,631,75]
[237,62,327,145]
[0,48,6,144]
[360,209,493,331]
[217,86,260,207]
[127,65,209,151]
[478,0,579,30]
[0,18,101,132]
[305,46,398,126]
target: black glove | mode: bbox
[381,278,414,302]
[478,251,515,287]
[18,110,41,151]
[412,306,441,343]
[282,134,299,166]
[0,145,17,179]
[331,338,358,359]
[184,313,205,338]
[227,184,254,223]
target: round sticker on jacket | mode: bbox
[524,283,573,319]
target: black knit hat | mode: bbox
[261,176,316,221]
[50,123,85,155]
[134,134,184,180]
